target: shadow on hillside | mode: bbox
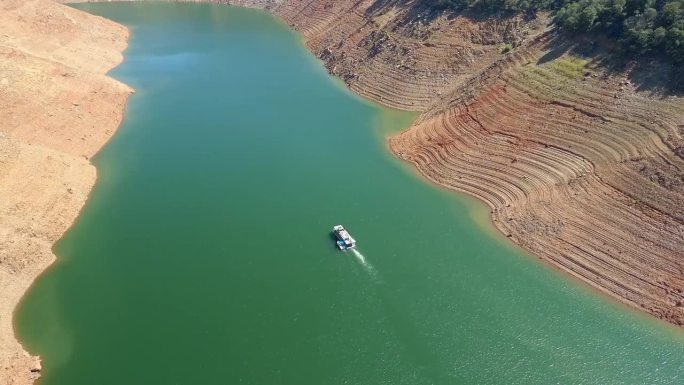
[365,0,521,26]
[364,0,684,95]
[538,33,684,97]
[537,42,571,65]
[595,56,684,96]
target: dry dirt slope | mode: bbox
[270,0,684,324]
[391,42,684,324]
[45,0,684,327]
[2,3,683,385]
[0,1,131,384]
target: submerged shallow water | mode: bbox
[16,4,684,385]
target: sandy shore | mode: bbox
[0,1,131,383]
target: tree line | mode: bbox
[433,0,684,64]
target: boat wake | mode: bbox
[351,249,376,277]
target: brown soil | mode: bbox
[390,41,684,324]
[3,0,683,383]
[0,1,131,384]
[269,0,684,324]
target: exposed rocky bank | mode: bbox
[218,0,684,324]
[2,0,683,383]
[0,1,131,384]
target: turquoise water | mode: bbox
[16,3,684,385]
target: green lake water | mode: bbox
[16,3,684,384]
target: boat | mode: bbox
[332,225,356,250]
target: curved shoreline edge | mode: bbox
[2,0,682,384]
[163,0,683,325]
[143,0,684,326]
[0,1,132,384]
[253,0,684,326]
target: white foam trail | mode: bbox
[351,249,376,276]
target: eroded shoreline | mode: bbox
[2,0,683,384]
[0,1,131,383]
[267,0,684,326]
[169,0,684,325]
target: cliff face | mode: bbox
[269,0,684,324]
[0,1,131,384]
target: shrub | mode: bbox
[421,0,684,64]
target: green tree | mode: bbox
[423,0,684,64]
